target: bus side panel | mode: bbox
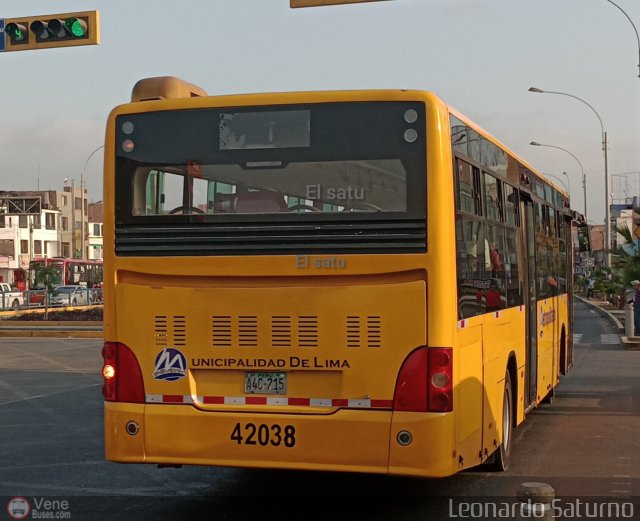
[454,323,483,469]
[481,312,513,461]
[557,293,569,384]
[536,296,556,403]
[512,307,527,426]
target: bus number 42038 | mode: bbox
[231,422,296,448]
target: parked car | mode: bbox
[49,285,91,306]
[90,286,104,303]
[27,289,46,306]
[0,282,25,310]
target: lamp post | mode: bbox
[528,87,609,267]
[530,141,587,221]
[604,0,640,79]
[561,171,571,196]
[541,172,569,194]
[81,145,104,260]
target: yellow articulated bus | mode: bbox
[102,76,575,477]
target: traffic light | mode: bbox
[2,11,99,52]
[291,0,390,7]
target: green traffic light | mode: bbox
[64,17,87,37]
[6,22,27,42]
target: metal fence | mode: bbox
[0,287,103,310]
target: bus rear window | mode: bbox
[115,102,426,224]
[132,159,407,216]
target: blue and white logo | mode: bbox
[152,348,187,382]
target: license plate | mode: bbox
[244,372,287,395]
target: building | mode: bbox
[88,202,103,260]
[0,186,93,287]
[0,191,61,288]
[59,184,89,259]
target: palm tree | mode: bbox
[613,222,640,284]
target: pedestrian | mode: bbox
[628,280,640,336]
[587,278,595,299]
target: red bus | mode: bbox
[28,257,103,303]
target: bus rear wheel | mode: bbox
[488,370,513,471]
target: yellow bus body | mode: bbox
[103,85,571,477]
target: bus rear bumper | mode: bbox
[104,403,456,477]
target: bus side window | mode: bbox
[455,158,482,217]
[192,177,210,214]
[455,158,475,214]
[504,226,523,307]
[483,173,502,222]
[456,215,486,319]
[503,184,519,226]
[160,172,186,213]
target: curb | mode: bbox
[0,321,103,339]
[574,294,624,332]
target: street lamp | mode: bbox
[530,141,587,221]
[541,172,569,193]
[561,171,571,196]
[604,0,640,79]
[528,87,609,266]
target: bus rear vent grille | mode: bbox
[115,219,426,256]
[346,315,381,348]
[154,315,187,347]
[212,316,232,347]
[211,315,319,348]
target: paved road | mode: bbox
[0,301,638,520]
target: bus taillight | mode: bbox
[393,347,454,413]
[101,342,145,403]
[393,347,428,412]
[427,348,453,412]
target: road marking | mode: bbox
[573,333,583,343]
[600,333,620,345]
[0,383,101,407]
[0,343,93,372]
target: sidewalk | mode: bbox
[575,294,624,332]
[506,298,640,496]
[576,293,640,350]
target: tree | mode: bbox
[612,222,640,288]
[32,264,61,320]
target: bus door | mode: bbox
[521,195,537,409]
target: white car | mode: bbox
[49,285,91,306]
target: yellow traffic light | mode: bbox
[291,0,390,7]
[3,10,99,52]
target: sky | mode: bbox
[1,0,639,225]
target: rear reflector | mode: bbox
[393,347,428,412]
[102,342,145,403]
